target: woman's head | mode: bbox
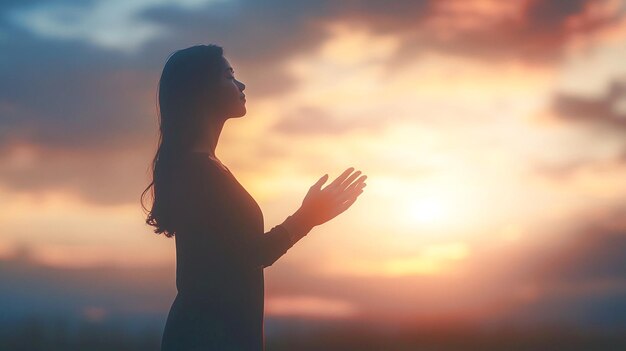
[142,44,246,237]
[157,44,246,151]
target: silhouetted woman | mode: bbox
[141,44,367,351]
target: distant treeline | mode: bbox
[2,316,626,351]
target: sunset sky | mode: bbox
[1,0,626,329]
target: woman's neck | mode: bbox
[191,119,226,157]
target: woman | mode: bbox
[141,44,367,351]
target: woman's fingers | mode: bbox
[311,174,329,190]
[336,183,365,203]
[324,167,355,190]
[339,170,362,191]
[338,174,367,202]
[345,175,367,191]
[300,168,367,225]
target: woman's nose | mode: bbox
[236,79,245,91]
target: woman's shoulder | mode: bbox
[173,152,227,188]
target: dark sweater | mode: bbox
[160,151,296,351]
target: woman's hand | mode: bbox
[294,167,367,228]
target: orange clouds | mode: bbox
[266,295,359,319]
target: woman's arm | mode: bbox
[280,212,314,246]
[175,160,312,271]
[174,160,365,271]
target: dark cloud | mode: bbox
[383,0,622,67]
[525,0,589,30]
[139,0,337,97]
[0,247,174,327]
[552,80,626,129]
[0,21,160,203]
[0,143,153,205]
[0,0,338,152]
[0,8,164,151]
[540,206,626,282]
[534,79,626,178]
[499,205,626,327]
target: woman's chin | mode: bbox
[236,106,247,117]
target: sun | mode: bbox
[410,198,447,224]
[407,196,449,226]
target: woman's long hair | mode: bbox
[141,44,225,237]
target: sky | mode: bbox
[1,0,626,331]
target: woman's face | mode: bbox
[215,57,246,118]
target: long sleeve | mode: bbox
[173,157,299,272]
[280,214,314,247]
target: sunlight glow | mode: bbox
[317,243,471,277]
[408,196,448,225]
[265,296,358,319]
[381,243,470,276]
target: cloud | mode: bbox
[265,295,358,319]
[541,205,626,282]
[0,143,152,205]
[535,78,626,176]
[272,106,386,135]
[0,0,334,152]
[2,0,620,145]
[497,204,626,327]
[552,79,626,129]
[5,0,227,52]
[0,0,624,206]
[139,0,338,97]
[0,248,174,326]
[337,0,624,66]
[0,22,158,204]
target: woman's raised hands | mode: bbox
[295,167,367,228]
